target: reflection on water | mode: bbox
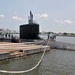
[0,49,75,75]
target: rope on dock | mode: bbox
[0,40,50,74]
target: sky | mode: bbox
[0,0,75,33]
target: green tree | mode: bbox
[63,32,67,35]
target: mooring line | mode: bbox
[0,40,50,74]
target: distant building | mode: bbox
[0,28,19,38]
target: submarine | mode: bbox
[20,11,40,39]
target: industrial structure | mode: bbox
[0,28,19,39]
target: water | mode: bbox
[56,36,75,44]
[0,35,75,75]
[39,34,48,39]
[1,50,75,75]
[40,34,75,44]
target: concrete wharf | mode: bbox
[0,41,50,61]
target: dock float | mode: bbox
[0,42,50,61]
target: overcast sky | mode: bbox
[0,0,75,33]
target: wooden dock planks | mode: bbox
[0,42,50,54]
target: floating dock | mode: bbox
[0,42,50,61]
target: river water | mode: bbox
[0,35,75,75]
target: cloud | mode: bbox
[0,14,5,18]
[14,12,17,14]
[12,16,25,21]
[55,19,74,25]
[64,20,74,24]
[36,14,48,19]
